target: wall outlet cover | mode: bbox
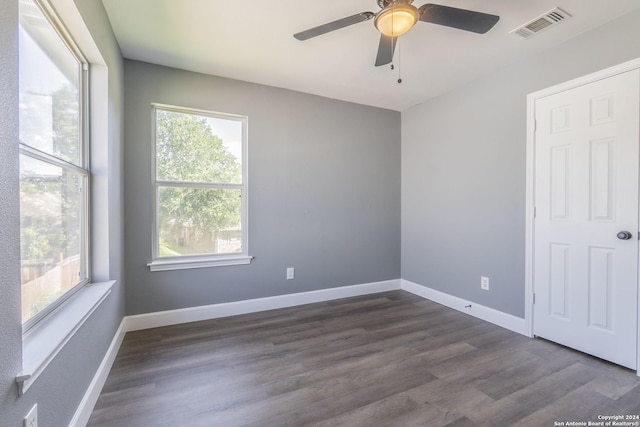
[24,404,37,427]
[480,276,490,290]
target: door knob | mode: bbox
[617,231,633,240]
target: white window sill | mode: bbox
[16,280,115,395]
[147,255,254,272]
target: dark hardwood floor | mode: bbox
[87,291,640,426]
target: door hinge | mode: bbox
[533,293,536,304]
[533,207,537,218]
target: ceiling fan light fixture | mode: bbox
[374,2,419,37]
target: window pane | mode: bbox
[158,187,242,256]
[156,109,242,184]
[20,155,86,324]
[19,0,81,165]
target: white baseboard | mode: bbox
[126,279,402,332]
[69,318,126,427]
[401,279,528,336]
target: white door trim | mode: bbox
[525,56,640,376]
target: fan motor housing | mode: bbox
[377,0,414,9]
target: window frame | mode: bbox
[148,104,252,271]
[19,0,91,332]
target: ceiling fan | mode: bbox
[294,0,500,67]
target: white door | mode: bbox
[533,69,639,369]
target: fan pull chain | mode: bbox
[387,15,401,83]
[390,13,396,73]
[397,37,402,84]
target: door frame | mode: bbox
[524,57,640,376]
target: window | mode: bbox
[149,105,251,271]
[18,0,89,328]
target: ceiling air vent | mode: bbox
[511,7,572,39]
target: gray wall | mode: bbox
[124,60,401,315]
[0,0,125,426]
[0,1,24,426]
[401,10,640,318]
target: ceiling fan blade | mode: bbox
[375,34,397,67]
[418,4,499,34]
[294,12,374,41]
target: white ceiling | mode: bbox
[101,0,640,111]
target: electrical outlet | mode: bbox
[286,267,294,280]
[481,276,490,290]
[24,404,37,427]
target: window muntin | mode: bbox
[153,106,248,261]
[19,0,89,327]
